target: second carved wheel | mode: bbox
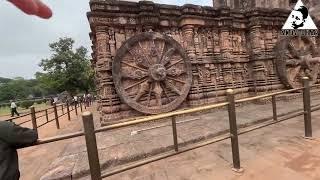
[275,36,320,88]
[112,32,192,114]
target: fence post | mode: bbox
[30,106,38,134]
[66,101,71,121]
[171,116,179,152]
[272,95,277,121]
[226,89,243,172]
[303,77,312,138]
[80,101,83,112]
[75,102,78,115]
[82,112,101,180]
[53,104,60,129]
[62,104,64,114]
[45,109,49,122]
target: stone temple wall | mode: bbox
[87,0,320,125]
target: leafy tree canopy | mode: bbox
[0,77,46,102]
[36,37,95,95]
[0,37,95,103]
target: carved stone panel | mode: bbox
[112,32,193,114]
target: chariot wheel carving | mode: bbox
[112,32,192,114]
[275,36,320,88]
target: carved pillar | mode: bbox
[95,27,109,92]
[212,30,221,56]
[222,63,233,87]
[108,28,116,58]
[96,27,111,71]
[96,27,121,120]
[249,23,268,92]
[194,28,201,57]
[220,29,232,60]
[252,62,267,81]
[182,25,196,61]
[95,27,108,111]
[250,25,263,58]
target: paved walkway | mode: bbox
[41,92,320,179]
[17,104,97,180]
[104,111,320,180]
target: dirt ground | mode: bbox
[15,104,97,180]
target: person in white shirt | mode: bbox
[74,96,78,104]
[10,100,20,117]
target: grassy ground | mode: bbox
[0,103,50,116]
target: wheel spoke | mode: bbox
[159,41,166,63]
[121,61,148,72]
[160,82,171,101]
[167,67,186,77]
[126,48,149,68]
[165,81,181,95]
[122,69,148,80]
[147,83,153,107]
[153,82,163,106]
[161,48,176,65]
[138,41,152,65]
[166,58,184,69]
[150,39,162,64]
[167,76,186,84]
[124,78,148,90]
[134,81,150,101]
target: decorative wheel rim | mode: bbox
[275,36,320,88]
[112,32,192,114]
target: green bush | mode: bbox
[35,99,43,104]
[20,100,34,109]
[0,103,10,109]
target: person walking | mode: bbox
[73,96,78,106]
[10,100,20,117]
[87,93,92,106]
[0,121,38,180]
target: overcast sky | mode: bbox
[0,0,211,79]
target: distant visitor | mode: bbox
[10,100,20,117]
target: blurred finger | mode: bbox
[34,0,52,19]
[8,0,38,15]
[8,0,52,19]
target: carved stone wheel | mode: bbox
[112,32,192,114]
[275,36,320,88]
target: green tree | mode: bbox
[0,77,11,84]
[36,37,94,95]
[0,77,43,102]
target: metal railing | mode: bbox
[20,77,317,179]
[5,101,90,135]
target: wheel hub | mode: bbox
[149,64,167,81]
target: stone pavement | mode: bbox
[103,110,320,180]
[17,104,97,180]
[41,92,320,179]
